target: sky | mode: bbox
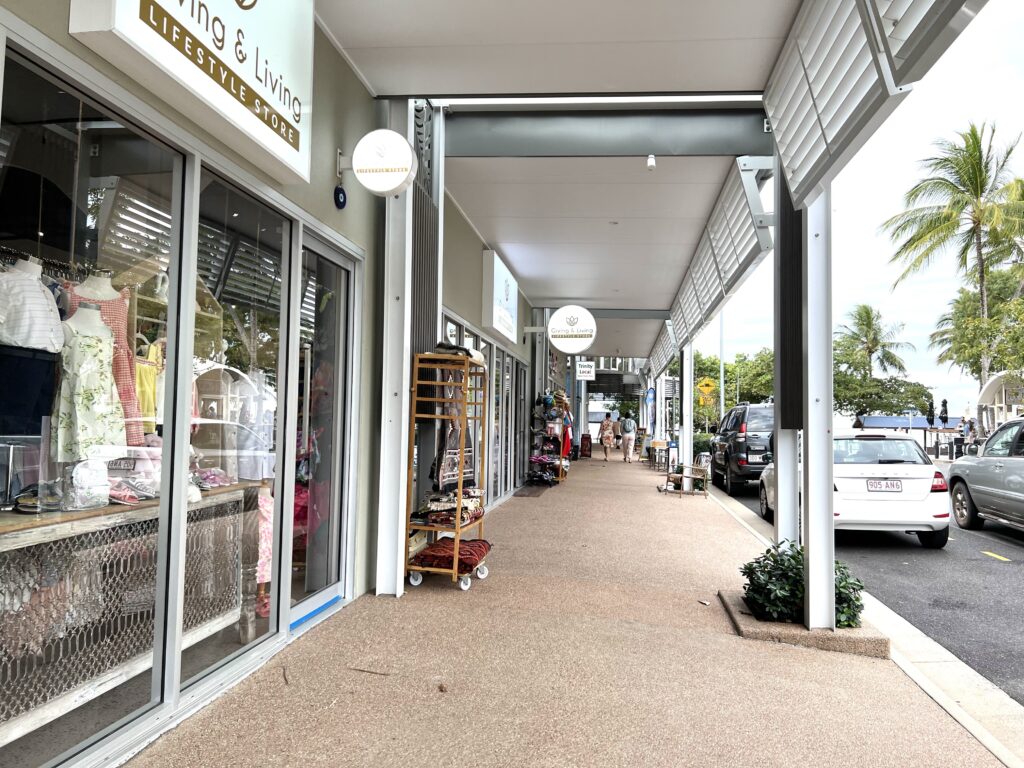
[694,0,1024,422]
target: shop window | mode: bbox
[179,172,287,684]
[0,55,182,766]
[292,245,349,605]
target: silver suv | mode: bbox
[948,417,1024,531]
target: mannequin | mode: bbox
[0,258,63,434]
[74,269,125,303]
[64,302,111,340]
[11,258,43,279]
[65,270,144,446]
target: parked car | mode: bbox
[758,433,951,548]
[710,403,774,495]
[948,416,1024,531]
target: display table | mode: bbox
[0,482,261,748]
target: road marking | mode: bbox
[982,551,1011,562]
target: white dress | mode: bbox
[51,325,127,462]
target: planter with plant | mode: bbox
[739,541,865,628]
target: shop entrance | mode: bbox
[290,239,352,611]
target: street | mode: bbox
[736,486,1024,706]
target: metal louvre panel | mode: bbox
[683,279,702,329]
[874,0,988,84]
[693,236,720,311]
[410,178,440,354]
[766,0,892,205]
[722,172,758,285]
[670,298,687,342]
[98,180,174,279]
[707,197,738,285]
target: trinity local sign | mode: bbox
[547,305,596,355]
[70,0,314,183]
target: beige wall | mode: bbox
[442,194,532,362]
[1,3,383,596]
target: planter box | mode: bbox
[718,590,890,659]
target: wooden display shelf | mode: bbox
[404,352,490,590]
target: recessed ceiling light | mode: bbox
[609,221,619,226]
[231,212,239,218]
[38,231,45,237]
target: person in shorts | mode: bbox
[620,411,637,463]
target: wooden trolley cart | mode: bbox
[404,353,490,590]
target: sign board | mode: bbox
[71,0,314,183]
[575,360,595,381]
[697,377,716,395]
[352,129,418,197]
[698,395,711,406]
[482,250,518,343]
[547,305,596,354]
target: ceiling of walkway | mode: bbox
[317,1,801,96]
[318,1,796,357]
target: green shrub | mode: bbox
[693,433,713,455]
[739,541,865,628]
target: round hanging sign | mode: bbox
[547,304,597,354]
[351,129,418,197]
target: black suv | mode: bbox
[710,403,774,496]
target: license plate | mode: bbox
[867,479,902,493]
[747,454,764,463]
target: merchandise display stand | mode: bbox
[404,353,490,591]
[529,391,571,484]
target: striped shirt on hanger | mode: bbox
[0,270,63,353]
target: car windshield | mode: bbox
[833,438,929,465]
[746,409,774,432]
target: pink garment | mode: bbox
[257,493,274,583]
[66,285,144,446]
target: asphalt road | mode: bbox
[736,482,1024,706]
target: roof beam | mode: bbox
[446,109,773,157]
[590,308,671,320]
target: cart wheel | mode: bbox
[475,564,489,580]
[408,571,423,587]
[458,575,472,591]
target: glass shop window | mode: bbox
[179,171,286,683]
[0,55,181,766]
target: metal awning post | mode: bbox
[681,344,694,491]
[802,187,835,630]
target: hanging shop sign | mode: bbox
[351,130,419,197]
[547,305,596,355]
[575,360,596,381]
[482,250,518,343]
[70,0,314,183]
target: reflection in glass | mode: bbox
[292,248,347,604]
[180,173,286,684]
[0,56,180,766]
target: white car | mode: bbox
[758,433,951,548]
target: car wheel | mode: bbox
[951,482,983,530]
[758,483,773,522]
[917,527,949,549]
[724,465,737,497]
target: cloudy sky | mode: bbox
[695,0,1024,422]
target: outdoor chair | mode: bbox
[665,452,712,498]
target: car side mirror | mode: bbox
[764,452,773,463]
[967,445,980,456]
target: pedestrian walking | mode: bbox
[620,411,637,462]
[598,412,615,461]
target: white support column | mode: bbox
[802,188,835,630]
[681,345,694,491]
[656,373,666,440]
[773,430,800,544]
[375,100,415,597]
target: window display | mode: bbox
[0,54,181,767]
[179,171,286,683]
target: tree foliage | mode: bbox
[834,304,913,377]
[883,123,1024,384]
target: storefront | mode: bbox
[440,196,532,505]
[0,3,382,766]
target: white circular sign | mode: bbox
[547,305,597,354]
[351,129,418,197]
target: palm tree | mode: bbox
[883,123,1024,385]
[835,304,914,378]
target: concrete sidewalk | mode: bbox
[129,458,1001,767]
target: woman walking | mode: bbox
[598,412,615,461]
[620,411,637,462]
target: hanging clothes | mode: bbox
[135,344,163,434]
[50,325,127,462]
[65,285,144,446]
